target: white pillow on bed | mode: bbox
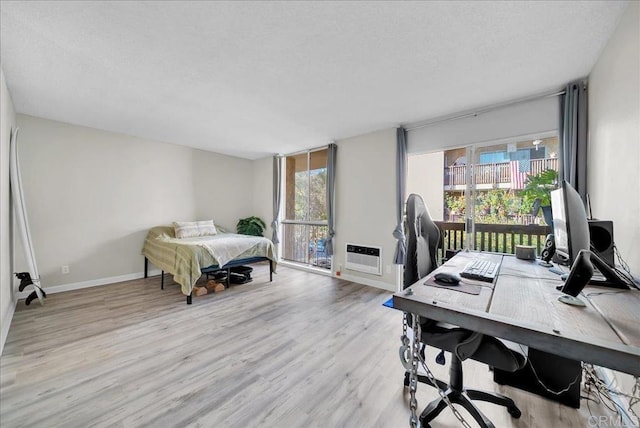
[173,220,217,238]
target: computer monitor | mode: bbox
[550,181,631,306]
[550,181,593,305]
[550,181,590,266]
[558,249,593,306]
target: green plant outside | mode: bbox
[236,216,267,236]
[475,189,527,223]
[446,189,531,224]
[445,193,467,216]
[444,169,559,225]
[294,168,327,221]
[521,169,558,207]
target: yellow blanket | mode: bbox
[142,226,276,295]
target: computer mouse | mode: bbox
[434,272,461,286]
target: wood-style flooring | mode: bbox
[0,264,619,427]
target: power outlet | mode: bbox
[61,265,70,274]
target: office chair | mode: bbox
[402,193,526,428]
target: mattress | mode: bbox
[142,225,276,295]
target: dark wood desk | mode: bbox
[392,251,640,377]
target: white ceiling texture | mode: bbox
[0,1,628,159]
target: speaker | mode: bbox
[516,245,537,260]
[540,234,555,264]
[589,220,614,267]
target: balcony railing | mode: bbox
[445,158,559,187]
[448,214,547,226]
[435,221,552,258]
[282,222,331,269]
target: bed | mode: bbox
[142,225,276,304]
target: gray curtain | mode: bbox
[559,80,588,203]
[271,156,283,244]
[325,143,337,256]
[393,128,407,264]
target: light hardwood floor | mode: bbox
[0,264,619,427]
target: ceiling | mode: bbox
[0,1,628,160]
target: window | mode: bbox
[285,150,327,222]
[479,151,509,164]
[281,148,331,269]
[408,136,559,257]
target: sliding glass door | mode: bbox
[281,148,331,269]
[408,135,559,259]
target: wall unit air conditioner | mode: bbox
[345,243,382,275]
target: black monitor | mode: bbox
[550,181,590,266]
[558,249,594,306]
[550,181,631,306]
[550,181,593,305]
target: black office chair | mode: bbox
[402,193,525,428]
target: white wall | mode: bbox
[407,96,558,154]
[588,2,639,404]
[14,115,254,290]
[191,143,255,230]
[588,1,640,275]
[249,130,398,290]
[407,152,445,221]
[334,128,398,291]
[1,69,17,354]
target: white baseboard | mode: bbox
[339,272,396,291]
[0,297,17,356]
[278,260,332,277]
[15,268,163,300]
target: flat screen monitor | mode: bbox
[551,181,632,294]
[558,249,594,306]
[550,180,590,266]
[550,181,593,306]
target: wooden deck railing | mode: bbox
[435,221,552,257]
[529,158,560,176]
[448,165,466,186]
[445,158,559,187]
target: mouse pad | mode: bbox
[423,277,482,295]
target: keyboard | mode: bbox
[460,259,500,283]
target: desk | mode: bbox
[392,251,640,377]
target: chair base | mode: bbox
[403,360,521,428]
[419,387,521,428]
[403,370,449,392]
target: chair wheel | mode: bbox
[508,406,521,418]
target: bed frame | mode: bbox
[144,257,273,304]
